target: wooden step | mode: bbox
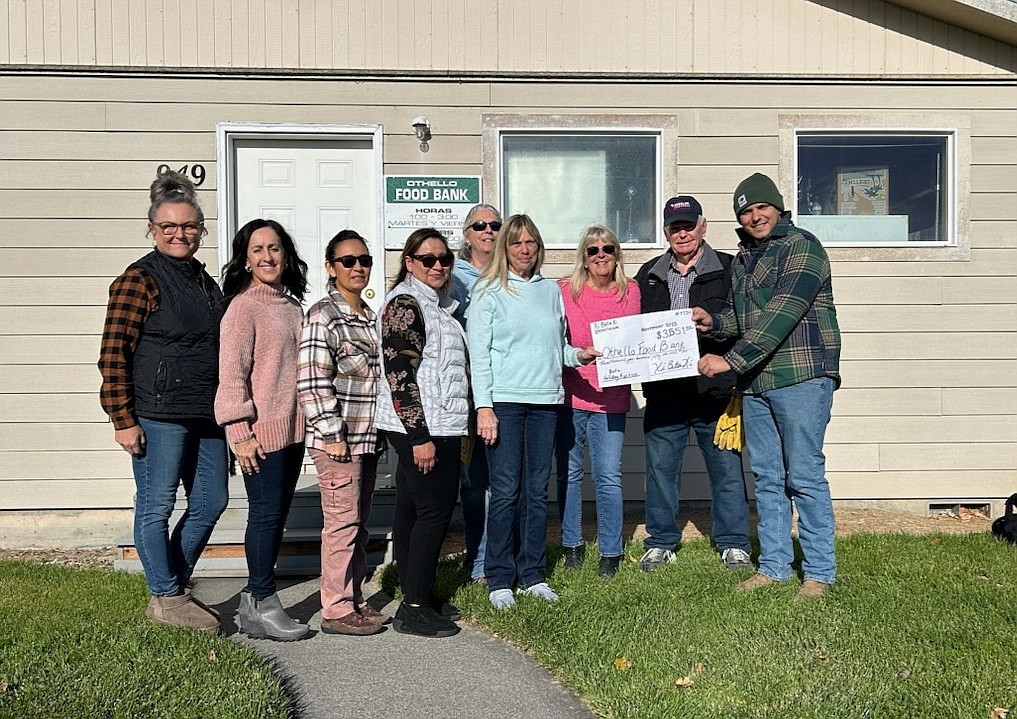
[114,477,397,577]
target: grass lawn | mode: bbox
[450,532,1017,719]
[0,561,292,719]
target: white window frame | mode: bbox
[793,128,957,248]
[779,113,971,262]
[483,115,677,250]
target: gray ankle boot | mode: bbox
[237,591,310,642]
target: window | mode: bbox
[795,130,954,246]
[499,132,659,247]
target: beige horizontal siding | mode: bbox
[828,415,1017,444]
[0,421,112,451]
[836,305,1017,332]
[0,277,117,304]
[0,307,105,334]
[3,0,1015,75]
[844,360,1016,387]
[0,71,1013,515]
[0,394,105,423]
[1,365,100,394]
[832,470,1015,499]
[1,479,134,509]
[943,389,1017,415]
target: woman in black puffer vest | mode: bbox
[98,170,227,633]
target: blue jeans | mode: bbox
[555,408,625,557]
[742,377,837,584]
[133,417,229,596]
[484,403,557,591]
[643,406,750,552]
[242,443,304,599]
[460,436,490,580]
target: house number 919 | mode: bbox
[156,163,206,187]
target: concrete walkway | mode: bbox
[193,575,594,719]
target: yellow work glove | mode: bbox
[713,394,743,452]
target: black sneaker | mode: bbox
[563,545,586,570]
[598,555,621,577]
[392,603,459,638]
[431,598,461,621]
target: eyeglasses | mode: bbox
[330,254,373,268]
[586,244,617,257]
[469,220,502,232]
[667,222,698,234]
[153,222,206,238]
[412,253,454,268]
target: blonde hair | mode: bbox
[563,224,631,302]
[475,214,545,296]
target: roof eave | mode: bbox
[889,0,1017,45]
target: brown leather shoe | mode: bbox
[321,611,384,636]
[737,573,777,593]
[358,604,392,625]
[146,594,220,633]
[793,579,830,603]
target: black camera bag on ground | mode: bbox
[991,493,1017,544]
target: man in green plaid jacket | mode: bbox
[693,172,841,604]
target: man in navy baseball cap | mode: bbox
[633,195,753,575]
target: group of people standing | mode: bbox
[99,167,841,645]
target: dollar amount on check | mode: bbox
[591,309,699,388]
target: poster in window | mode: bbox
[837,166,889,216]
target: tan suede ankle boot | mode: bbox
[146,593,220,633]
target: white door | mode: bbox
[234,138,383,309]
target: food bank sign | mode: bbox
[384,176,482,249]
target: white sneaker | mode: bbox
[721,547,754,571]
[517,582,559,602]
[639,547,677,572]
[489,588,516,610]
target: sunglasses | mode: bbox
[469,220,502,232]
[412,253,454,268]
[330,254,373,268]
[586,244,618,257]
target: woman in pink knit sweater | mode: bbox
[556,225,641,577]
[215,218,310,642]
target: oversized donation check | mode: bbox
[592,309,699,388]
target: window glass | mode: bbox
[796,132,952,245]
[501,133,658,246]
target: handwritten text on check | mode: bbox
[591,309,699,388]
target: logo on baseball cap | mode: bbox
[663,196,703,225]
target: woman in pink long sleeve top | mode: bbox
[556,225,641,577]
[215,219,310,642]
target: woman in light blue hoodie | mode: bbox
[451,204,502,585]
[468,214,598,610]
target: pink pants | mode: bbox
[309,449,378,620]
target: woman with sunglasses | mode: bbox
[216,219,310,641]
[298,230,387,636]
[376,228,469,638]
[468,214,599,610]
[451,204,502,585]
[555,226,641,578]
[98,170,226,632]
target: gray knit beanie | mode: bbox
[733,173,785,216]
